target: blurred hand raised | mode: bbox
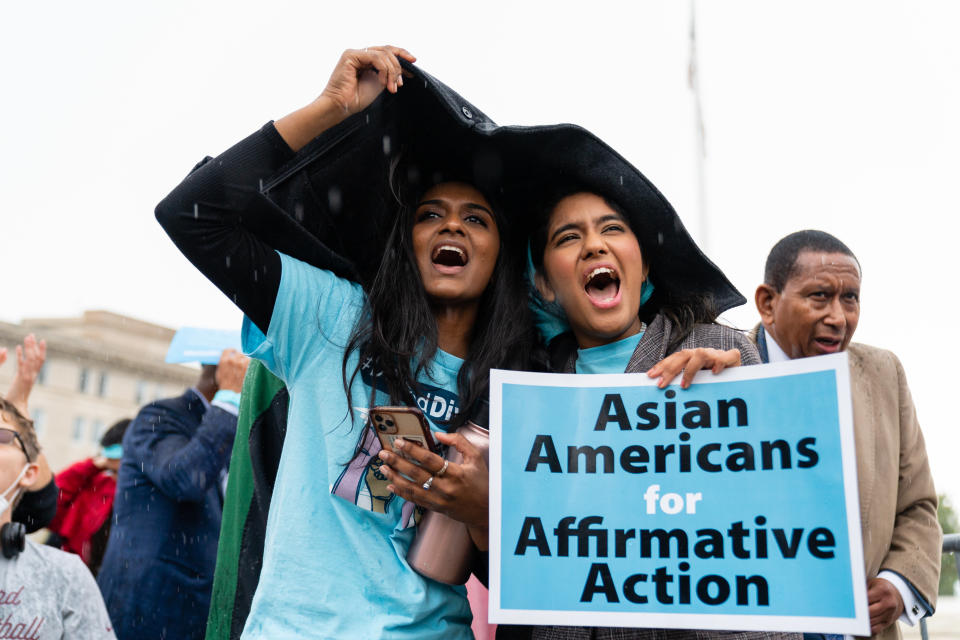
[215,348,250,394]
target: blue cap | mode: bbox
[101,444,123,460]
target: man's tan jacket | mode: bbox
[749,326,941,640]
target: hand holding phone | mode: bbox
[371,406,439,457]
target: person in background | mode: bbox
[751,230,940,640]
[0,334,58,533]
[97,348,248,640]
[0,396,116,639]
[47,418,131,575]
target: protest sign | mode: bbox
[165,327,242,365]
[489,353,868,635]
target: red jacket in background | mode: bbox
[48,458,116,566]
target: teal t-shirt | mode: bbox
[240,252,472,640]
[574,331,644,374]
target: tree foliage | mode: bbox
[939,494,958,595]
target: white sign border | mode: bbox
[489,352,868,635]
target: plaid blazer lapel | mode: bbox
[625,314,671,373]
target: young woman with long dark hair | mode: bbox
[156,46,539,639]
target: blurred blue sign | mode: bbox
[165,327,241,365]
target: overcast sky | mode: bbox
[2,1,958,499]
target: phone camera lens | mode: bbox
[385,419,395,427]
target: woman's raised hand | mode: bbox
[321,46,416,116]
[647,347,741,389]
[377,431,490,550]
[276,46,416,152]
[5,333,47,416]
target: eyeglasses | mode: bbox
[0,428,30,462]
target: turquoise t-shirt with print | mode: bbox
[239,252,472,640]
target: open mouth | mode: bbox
[814,337,842,352]
[432,244,468,271]
[584,266,621,307]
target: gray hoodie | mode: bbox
[0,539,115,640]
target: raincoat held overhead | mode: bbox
[253,58,746,317]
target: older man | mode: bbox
[751,230,940,639]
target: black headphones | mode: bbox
[1,522,25,559]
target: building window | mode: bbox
[91,420,105,444]
[31,408,45,436]
[72,417,85,443]
[97,371,109,398]
[135,380,147,405]
[78,368,90,393]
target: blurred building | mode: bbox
[0,311,196,472]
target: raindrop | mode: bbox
[657,232,664,246]
[382,135,392,155]
[406,165,421,185]
[328,186,343,213]
[225,256,231,268]
[619,176,623,186]
[294,203,304,222]
[365,114,370,124]
[258,178,264,191]
[193,204,198,219]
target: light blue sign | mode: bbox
[165,327,242,365]
[489,354,868,634]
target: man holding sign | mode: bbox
[98,332,249,640]
[751,230,941,639]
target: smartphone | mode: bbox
[371,406,439,456]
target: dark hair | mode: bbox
[100,418,131,448]
[341,160,543,428]
[530,185,718,352]
[0,398,40,462]
[764,230,860,292]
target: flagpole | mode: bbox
[688,0,708,252]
